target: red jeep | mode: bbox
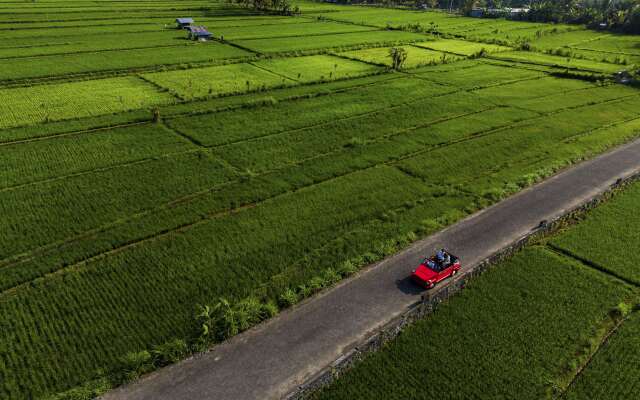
[411,249,461,289]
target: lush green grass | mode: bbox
[0,77,174,129]
[315,247,636,399]
[339,45,461,68]
[4,62,640,398]
[0,165,455,399]
[211,19,376,40]
[142,56,379,99]
[233,30,426,53]
[0,30,194,58]
[254,54,382,82]
[563,312,640,400]
[142,62,291,99]
[551,182,640,285]
[0,42,252,81]
[490,50,626,73]
[413,38,512,56]
[531,30,640,64]
[0,123,198,189]
[166,74,451,146]
[2,1,640,398]
[408,60,544,88]
[0,72,403,143]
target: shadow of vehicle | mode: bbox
[395,276,424,296]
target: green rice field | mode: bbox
[0,0,639,398]
[317,179,640,399]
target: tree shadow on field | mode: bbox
[395,276,424,296]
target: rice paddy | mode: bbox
[1,0,638,398]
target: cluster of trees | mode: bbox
[226,0,299,15]
[341,0,640,33]
[525,0,640,33]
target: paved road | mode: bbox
[103,139,640,400]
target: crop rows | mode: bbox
[209,20,376,41]
[3,59,640,398]
[233,30,427,53]
[551,181,640,285]
[563,312,640,399]
[0,77,174,129]
[339,45,461,68]
[0,123,199,190]
[490,51,626,73]
[141,55,381,99]
[0,41,252,82]
[413,38,512,56]
[0,72,403,143]
[315,246,637,399]
[2,1,640,398]
[1,165,449,399]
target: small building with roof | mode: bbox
[186,26,212,41]
[176,18,194,29]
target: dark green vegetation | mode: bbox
[0,0,639,398]
[358,0,640,34]
[316,179,640,400]
[564,312,640,399]
[551,182,640,285]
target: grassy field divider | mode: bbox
[0,43,186,61]
[550,302,638,398]
[0,147,200,195]
[0,120,152,147]
[287,171,640,400]
[0,75,399,144]
[556,305,640,399]
[215,36,262,56]
[257,38,429,59]
[248,61,301,83]
[0,54,261,89]
[546,244,640,288]
[329,51,389,69]
[485,53,618,75]
[159,120,207,147]
[136,74,183,101]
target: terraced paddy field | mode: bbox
[0,0,639,399]
[316,180,640,400]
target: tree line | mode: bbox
[524,0,640,33]
[333,0,640,34]
[225,0,300,15]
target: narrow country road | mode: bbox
[103,138,640,400]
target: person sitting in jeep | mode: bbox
[436,249,451,269]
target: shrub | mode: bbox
[236,297,265,329]
[118,350,153,381]
[278,288,299,308]
[297,283,313,298]
[151,339,188,367]
[45,378,111,400]
[337,260,358,277]
[308,276,327,293]
[261,301,279,319]
[322,268,342,285]
[610,302,633,320]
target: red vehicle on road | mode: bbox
[411,249,461,289]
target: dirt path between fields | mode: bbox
[102,137,640,400]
